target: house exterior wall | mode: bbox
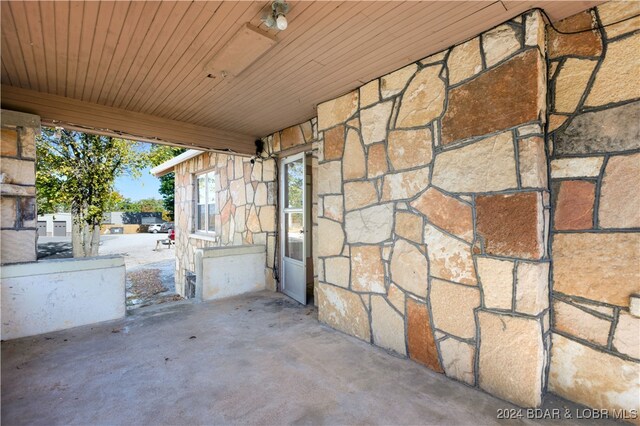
[1,110,39,264]
[174,152,278,296]
[545,3,640,416]
[303,3,639,414]
[313,10,551,408]
[173,119,320,299]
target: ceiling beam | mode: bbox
[0,85,256,154]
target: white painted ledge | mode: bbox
[1,255,124,278]
[201,244,265,258]
[195,245,266,301]
[188,233,219,244]
[1,256,126,340]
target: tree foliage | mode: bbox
[133,198,164,213]
[36,128,149,256]
[286,159,304,208]
[148,145,185,220]
[106,194,160,213]
[105,191,131,212]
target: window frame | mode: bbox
[194,170,217,234]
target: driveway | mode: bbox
[100,233,175,268]
[1,292,613,426]
[38,233,175,268]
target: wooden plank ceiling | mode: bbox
[1,1,601,153]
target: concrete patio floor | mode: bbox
[1,291,617,425]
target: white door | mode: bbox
[280,153,307,304]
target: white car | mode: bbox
[148,224,162,233]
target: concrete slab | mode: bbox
[1,292,619,425]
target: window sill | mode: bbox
[188,233,219,243]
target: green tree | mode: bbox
[106,192,139,213]
[148,145,185,220]
[105,195,164,216]
[36,128,148,257]
[135,198,164,213]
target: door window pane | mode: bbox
[284,212,304,261]
[285,159,303,209]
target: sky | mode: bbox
[114,142,161,201]
[114,167,161,201]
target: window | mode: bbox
[196,171,216,233]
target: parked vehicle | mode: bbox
[148,224,162,233]
[160,222,174,233]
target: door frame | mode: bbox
[279,152,307,305]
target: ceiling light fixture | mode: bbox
[263,0,289,31]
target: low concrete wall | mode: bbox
[195,245,266,301]
[1,256,126,340]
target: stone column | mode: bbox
[545,3,640,416]
[1,110,40,264]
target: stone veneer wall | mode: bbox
[315,10,552,408]
[174,118,319,297]
[545,3,640,416]
[0,110,40,264]
[263,118,320,303]
[174,152,277,296]
[170,3,639,413]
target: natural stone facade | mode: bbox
[478,311,545,407]
[188,1,637,416]
[174,118,319,298]
[314,10,551,408]
[0,110,40,264]
[546,3,640,418]
[1,1,636,417]
[174,152,278,296]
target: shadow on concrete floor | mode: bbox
[37,241,72,260]
[1,291,620,426]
